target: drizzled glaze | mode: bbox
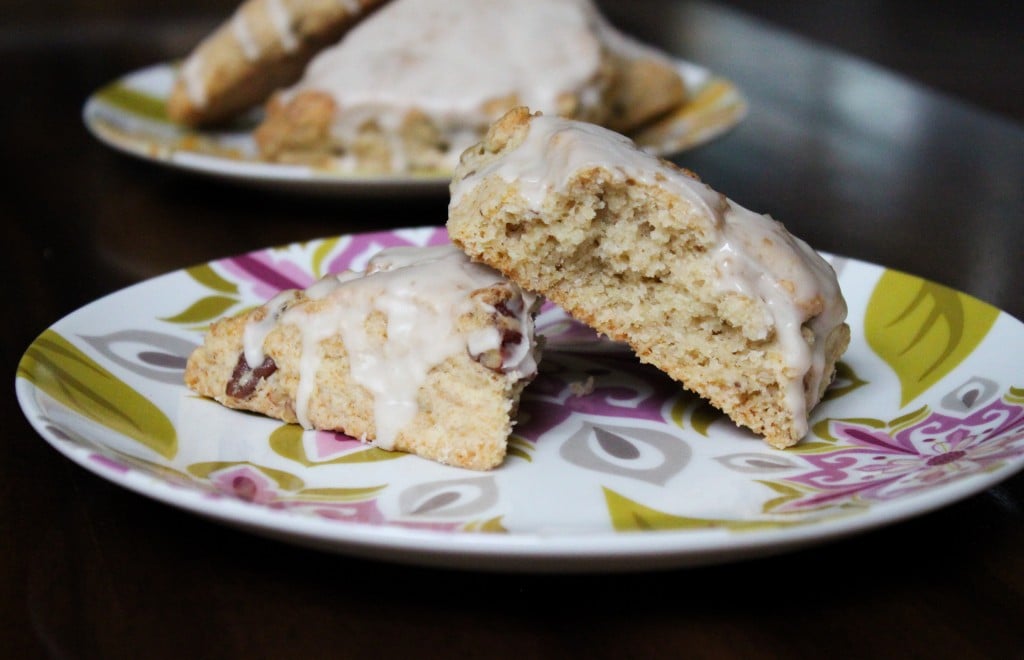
[241,245,538,449]
[231,9,261,61]
[183,0,366,109]
[285,0,635,170]
[266,0,299,52]
[450,115,848,438]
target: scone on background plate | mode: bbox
[185,245,541,471]
[253,0,687,173]
[447,108,850,449]
[168,0,388,127]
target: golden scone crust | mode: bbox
[253,50,686,172]
[448,108,850,449]
[249,0,688,173]
[168,0,388,127]
[603,52,687,134]
[185,249,541,470]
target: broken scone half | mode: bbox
[447,108,850,448]
[184,244,541,470]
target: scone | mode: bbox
[254,0,686,173]
[168,0,388,127]
[184,244,541,470]
[447,108,850,449]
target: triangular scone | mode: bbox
[184,245,541,470]
[447,108,850,448]
[253,0,686,173]
[168,0,389,127]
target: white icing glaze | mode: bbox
[181,55,208,108]
[287,0,613,170]
[450,117,721,217]
[231,9,261,61]
[266,0,299,52]
[181,0,376,111]
[242,289,300,368]
[241,245,537,449]
[450,114,847,438]
[713,202,848,430]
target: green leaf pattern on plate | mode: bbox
[160,264,247,328]
[668,394,724,437]
[188,461,306,491]
[866,269,999,406]
[185,263,240,295]
[311,238,342,279]
[268,424,403,466]
[821,360,868,402]
[296,486,388,501]
[94,81,169,123]
[17,231,1024,557]
[463,516,508,533]
[604,488,808,532]
[506,435,534,462]
[159,295,239,325]
[18,329,177,459]
[756,479,868,517]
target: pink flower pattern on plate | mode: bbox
[218,228,450,300]
[206,463,461,531]
[210,464,283,506]
[777,396,1024,511]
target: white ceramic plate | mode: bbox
[16,227,1024,572]
[82,60,747,196]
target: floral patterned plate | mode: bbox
[82,59,746,197]
[16,227,1024,572]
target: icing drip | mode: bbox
[181,55,207,108]
[286,0,611,170]
[242,289,300,368]
[231,9,261,61]
[266,0,298,52]
[190,0,371,107]
[712,202,847,431]
[450,114,847,437]
[241,245,537,449]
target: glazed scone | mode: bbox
[168,0,388,127]
[184,245,541,470]
[447,108,850,449]
[254,0,686,173]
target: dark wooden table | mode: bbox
[5,1,1023,657]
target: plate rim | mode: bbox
[81,58,748,196]
[17,372,1023,573]
[15,232,1024,572]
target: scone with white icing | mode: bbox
[447,108,850,448]
[253,0,686,173]
[184,245,541,470]
[168,0,388,127]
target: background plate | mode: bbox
[15,227,1024,572]
[82,60,747,197]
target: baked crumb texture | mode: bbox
[447,108,851,448]
[184,247,541,470]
